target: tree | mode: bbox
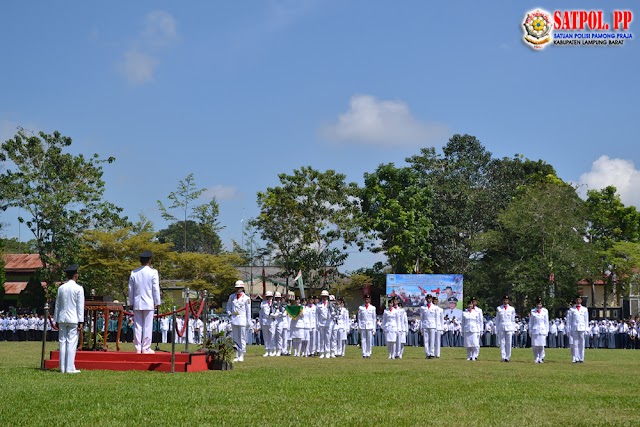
[252,166,360,289]
[171,252,243,307]
[407,135,556,274]
[472,178,594,314]
[0,129,127,295]
[586,186,640,248]
[157,173,206,252]
[157,174,223,254]
[604,241,640,305]
[359,163,433,273]
[80,227,173,302]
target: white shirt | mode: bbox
[54,279,85,325]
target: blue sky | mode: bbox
[1,1,639,271]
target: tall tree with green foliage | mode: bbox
[157,174,223,253]
[0,129,126,295]
[407,134,556,274]
[472,178,594,314]
[252,166,360,289]
[359,163,433,273]
[586,186,640,248]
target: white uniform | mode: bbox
[226,291,252,361]
[259,299,276,355]
[396,307,408,358]
[357,303,377,357]
[316,299,333,358]
[529,307,549,362]
[462,308,482,360]
[382,307,399,359]
[495,304,516,361]
[128,265,161,353]
[160,317,169,343]
[419,303,439,358]
[54,279,85,373]
[566,304,589,362]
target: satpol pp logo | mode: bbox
[523,9,553,50]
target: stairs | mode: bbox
[45,350,209,372]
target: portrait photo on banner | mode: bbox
[386,274,464,319]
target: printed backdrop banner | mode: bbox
[386,274,464,309]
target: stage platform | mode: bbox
[45,350,208,372]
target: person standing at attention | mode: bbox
[54,264,85,374]
[128,250,161,354]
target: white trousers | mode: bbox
[361,329,373,357]
[572,331,586,361]
[307,328,317,355]
[423,328,436,356]
[232,325,247,354]
[318,325,332,354]
[58,323,79,373]
[435,330,442,357]
[262,323,275,351]
[134,310,154,353]
[499,332,513,360]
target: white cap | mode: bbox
[235,280,245,288]
[265,291,273,297]
[275,292,282,298]
[329,295,336,301]
[320,290,329,297]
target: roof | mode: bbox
[3,254,43,272]
[3,281,49,295]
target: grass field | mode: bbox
[1,342,639,427]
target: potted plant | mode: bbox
[199,331,234,370]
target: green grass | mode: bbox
[1,342,639,427]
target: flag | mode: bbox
[414,258,420,274]
[285,304,303,320]
[294,270,305,299]
[262,265,266,296]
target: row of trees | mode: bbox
[2,129,640,315]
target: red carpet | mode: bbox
[45,350,208,372]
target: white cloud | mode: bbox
[117,49,159,85]
[323,94,448,147]
[115,10,178,85]
[142,10,178,48]
[203,185,239,201]
[578,155,640,207]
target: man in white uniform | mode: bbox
[316,290,333,359]
[357,294,376,358]
[419,295,438,359]
[128,250,161,354]
[495,295,516,362]
[433,297,445,358]
[567,296,589,363]
[54,264,85,374]
[259,291,276,356]
[226,280,252,362]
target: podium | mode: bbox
[80,300,125,351]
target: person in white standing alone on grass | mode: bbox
[128,250,161,354]
[226,280,252,362]
[54,264,85,374]
[567,295,589,363]
[357,294,377,358]
[529,297,549,363]
[462,298,482,361]
[495,295,516,362]
[419,294,438,359]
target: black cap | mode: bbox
[64,264,79,273]
[426,294,433,299]
[447,296,458,303]
[363,294,371,299]
[140,250,153,258]
[470,296,477,301]
[502,295,510,300]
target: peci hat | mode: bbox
[139,250,153,258]
[502,295,510,300]
[64,264,79,273]
[320,290,329,297]
[235,280,245,288]
[363,294,371,299]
